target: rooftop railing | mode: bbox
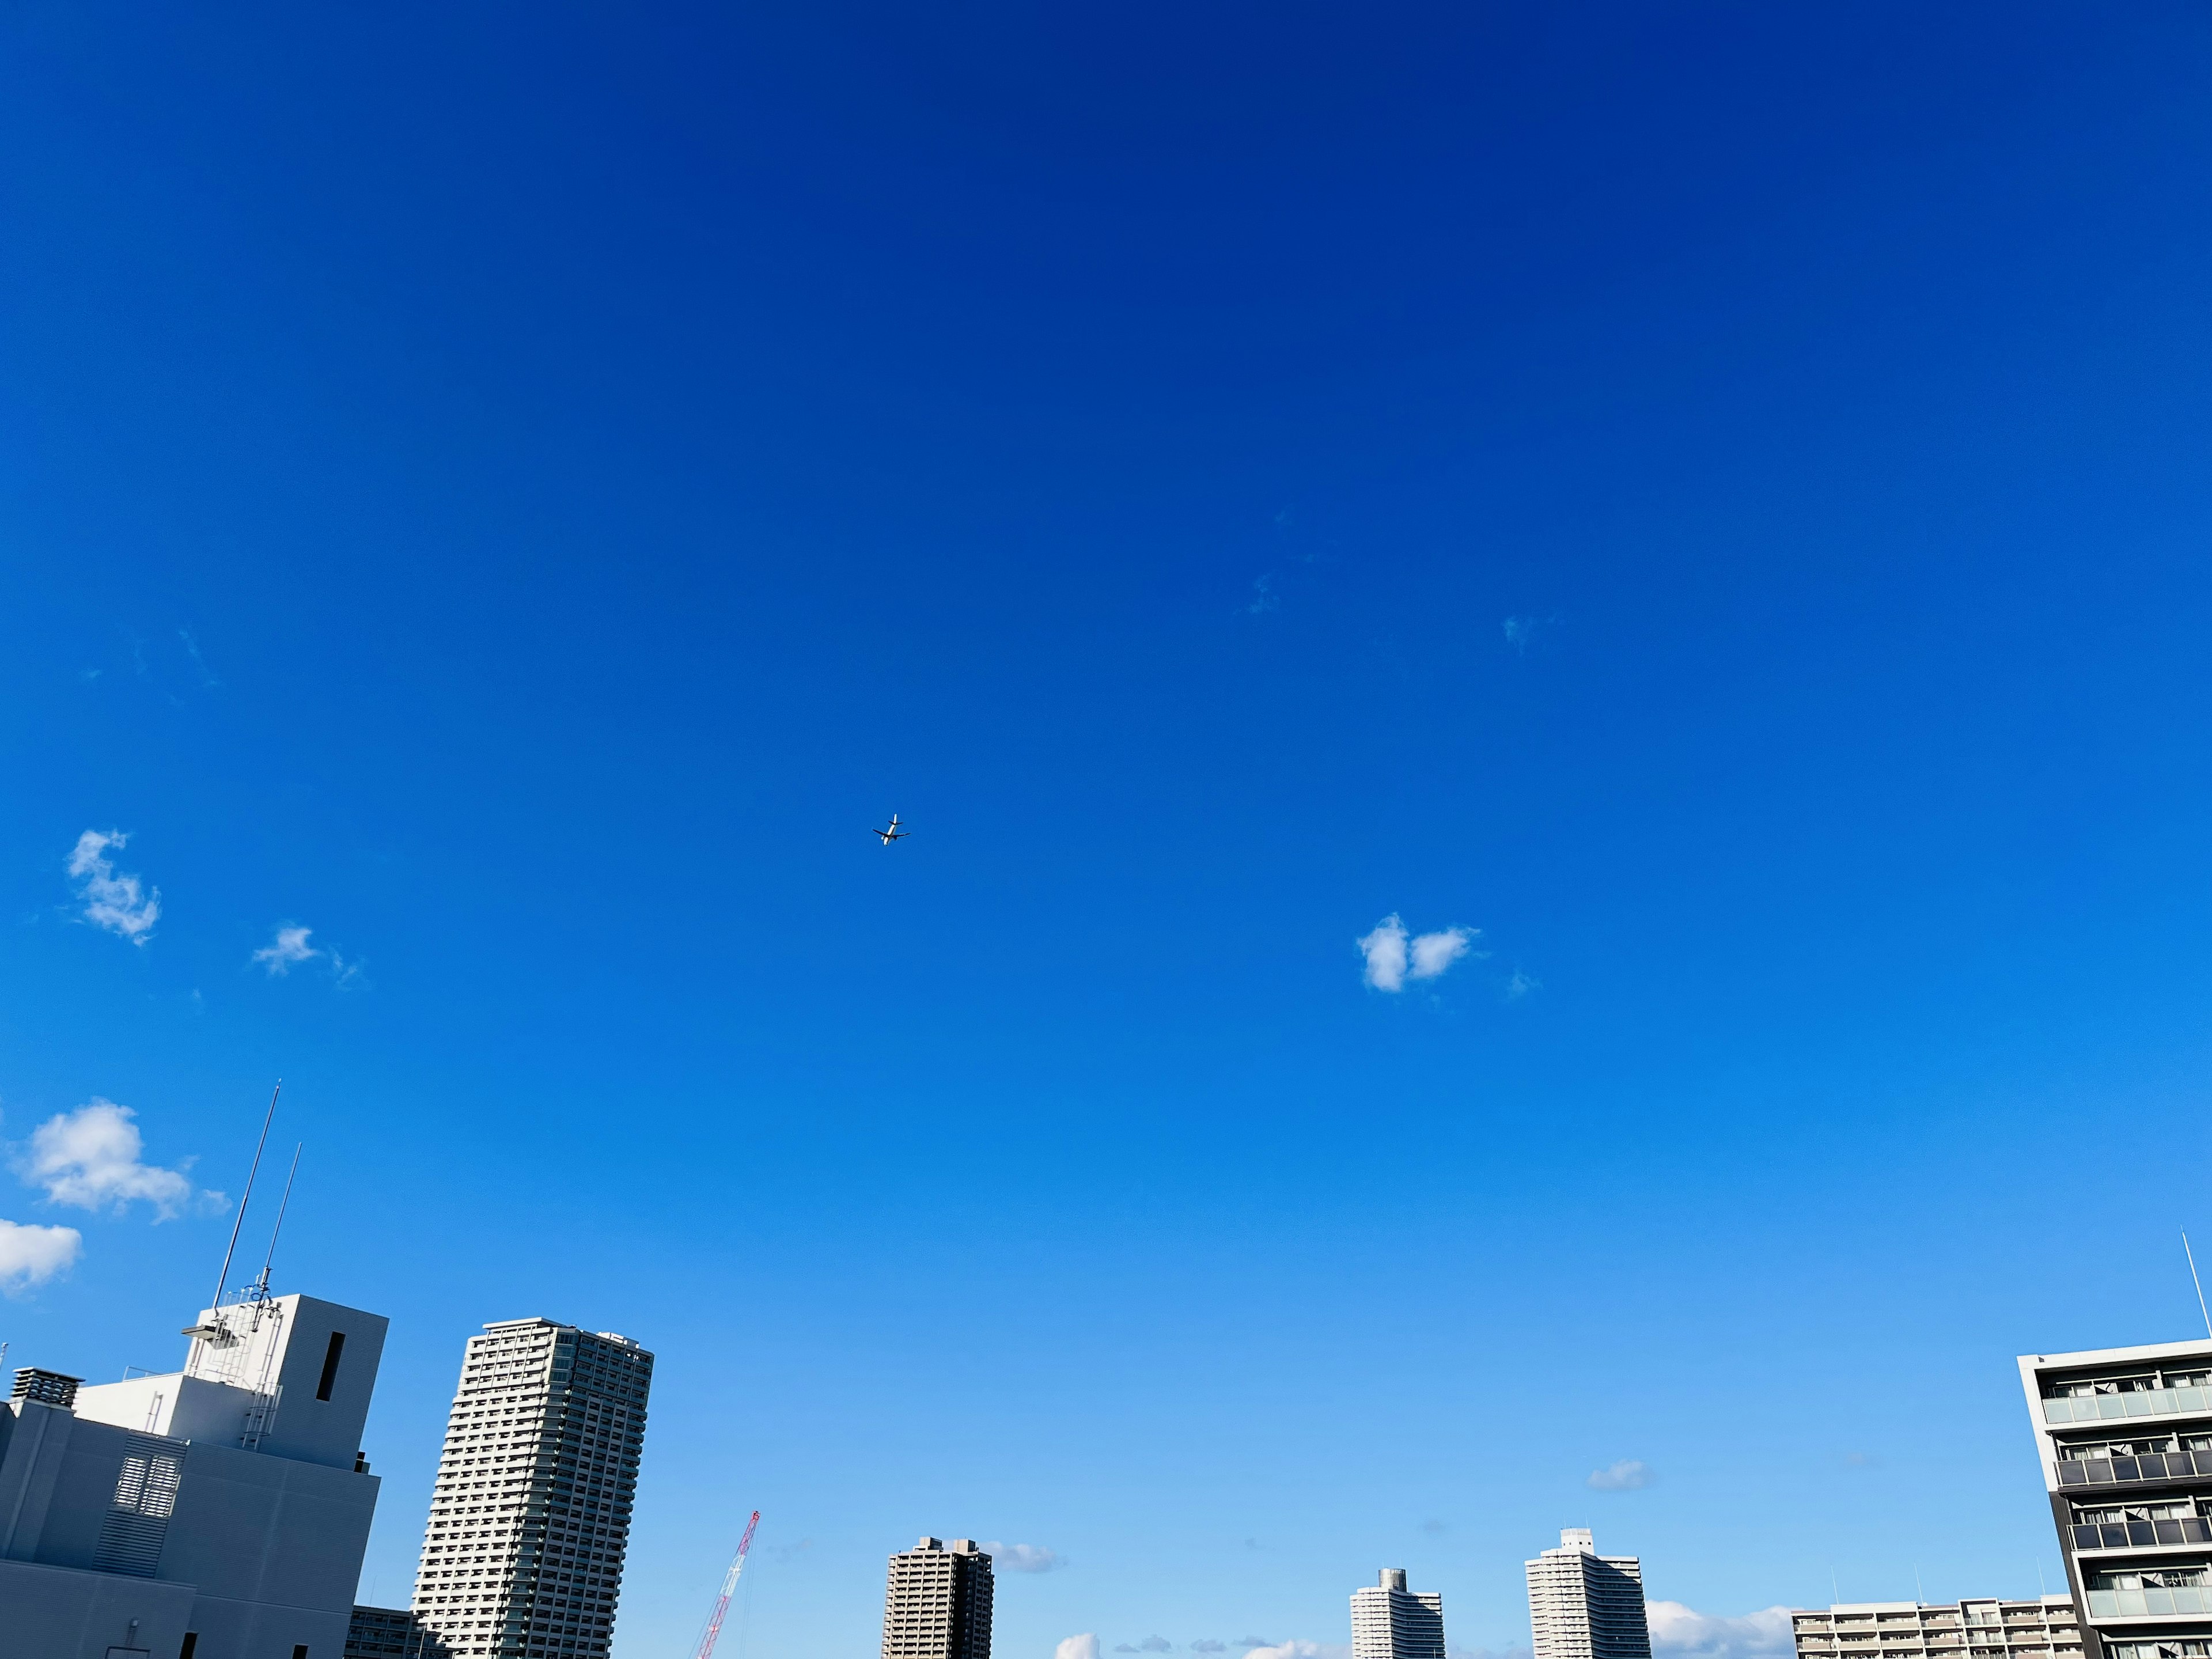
[2074,1520,2212,1550]
[2047,1389,2212,1425]
[2058,1452,2212,1488]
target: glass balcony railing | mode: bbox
[2085,1588,2212,1617]
[2047,1389,2212,1425]
[2074,1520,2212,1550]
[2058,1451,2212,1487]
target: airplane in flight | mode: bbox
[876,814,908,846]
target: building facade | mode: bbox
[1354,1567,1446,1659]
[1791,1599,2084,1659]
[0,1287,387,1658]
[882,1537,995,1659]
[2018,1338,2212,1659]
[408,1319,653,1659]
[1527,1529,1653,1659]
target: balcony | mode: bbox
[2085,1588,2212,1618]
[2058,1452,2212,1488]
[2046,1389,2212,1426]
[2074,1520,2212,1550]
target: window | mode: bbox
[316,1332,346,1401]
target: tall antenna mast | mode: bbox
[2186,1232,2211,1340]
[206,1081,281,1320]
[253,1143,303,1298]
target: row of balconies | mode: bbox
[2044,1387,2212,1426]
[2085,1588,2212,1618]
[2056,1450,2212,1487]
[2073,1518,2212,1550]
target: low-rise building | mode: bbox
[0,1286,388,1658]
[1791,1599,2083,1659]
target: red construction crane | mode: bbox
[692,1510,762,1659]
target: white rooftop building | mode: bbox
[1353,1568,1445,1659]
[0,1287,387,1658]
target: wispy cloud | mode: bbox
[1505,968,1540,1001]
[0,1218,82,1292]
[253,925,320,975]
[1359,915,1481,992]
[1193,1644,1229,1654]
[1247,574,1281,615]
[1421,1518,1449,1535]
[1587,1459,1653,1491]
[1116,1642,1172,1654]
[177,629,219,687]
[1245,1642,1344,1659]
[1648,1604,1794,1659]
[1059,1638,1101,1659]
[67,830,160,944]
[251,923,362,987]
[1843,1451,1881,1468]
[1502,613,1563,655]
[984,1542,1063,1573]
[17,1100,204,1219]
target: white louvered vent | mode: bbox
[93,1433,184,1577]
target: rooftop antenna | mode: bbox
[189,1081,279,1339]
[251,1143,303,1301]
[2186,1232,2211,1340]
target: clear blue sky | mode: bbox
[5,4,2212,1657]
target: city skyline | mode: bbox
[9,3,2212,1658]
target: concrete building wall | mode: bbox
[0,1289,389,1658]
[0,1557,194,1659]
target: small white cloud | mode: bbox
[66,830,160,944]
[1194,1645,1229,1654]
[1059,1638,1101,1659]
[0,1218,82,1291]
[1409,926,1476,980]
[252,925,320,975]
[1647,1604,1794,1659]
[20,1100,197,1219]
[1362,915,1480,991]
[1505,968,1540,1001]
[1587,1459,1653,1491]
[1359,915,1410,991]
[984,1542,1062,1573]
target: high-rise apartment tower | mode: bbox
[2018,1337,2212,1659]
[410,1318,653,1659]
[1527,1528,1653,1659]
[1790,1597,2082,1659]
[1354,1568,1446,1659]
[882,1537,995,1659]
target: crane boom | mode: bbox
[692,1510,762,1659]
